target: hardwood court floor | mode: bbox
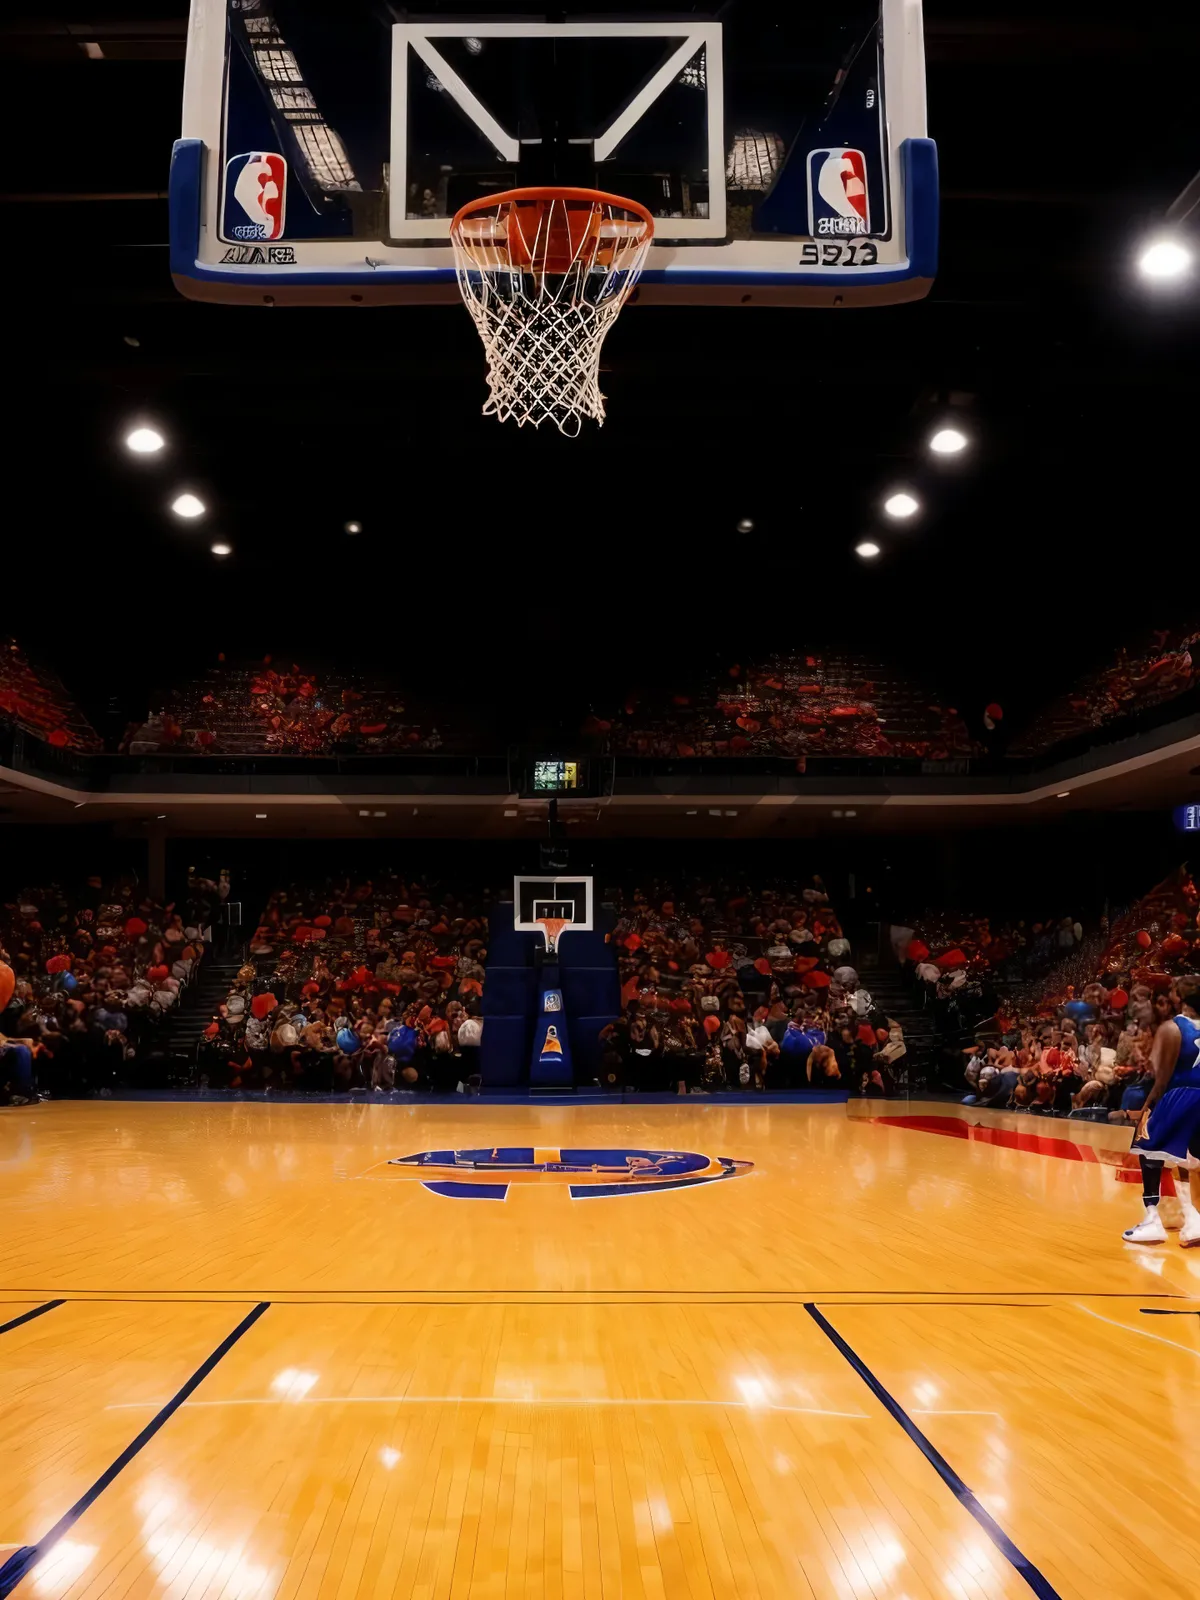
[1,1100,1198,1600]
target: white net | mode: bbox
[449,189,654,436]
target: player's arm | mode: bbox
[1145,1018,1181,1111]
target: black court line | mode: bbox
[3,1287,1196,1300]
[0,1300,64,1337]
[0,1301,269,1598]
[1141,1307,1200,1317]
[805,1302,1063,1600]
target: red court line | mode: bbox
[866,1114,1154,1179]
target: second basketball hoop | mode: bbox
[449,188,654,435]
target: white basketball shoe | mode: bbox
[1123,1208,1169,1245]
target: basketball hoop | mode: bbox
[535,916,571,955]
[449,187,655,436]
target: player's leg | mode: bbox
[1124,1156,1169,1244]
[1181,1158,1200,1247]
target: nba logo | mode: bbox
[221,151,287,242]
[807,148,870,237]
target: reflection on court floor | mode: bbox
[1,1101,1198,1599]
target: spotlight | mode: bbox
[929,427,968,455]
[125,426,164,454]
[210,542,232,557]
[345,520,362,534]
[171,493,206,519]
[883,492,919,519]
[1138,237,1192,281]
[855,540,881,559]
[736,517,754,533]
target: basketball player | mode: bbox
[1123,975,1200,1246]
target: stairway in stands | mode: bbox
[856,958,939,1089]
[161,954,246,1060]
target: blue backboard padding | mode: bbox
[478,1015,526,1085]
[481,967,534,1018]
[562,969,620,1018]
[171,136,938,297]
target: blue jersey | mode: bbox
[1170,1014,1200,1087]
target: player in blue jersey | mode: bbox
[1124,975,1200,1246]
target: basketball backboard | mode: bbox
[513,876,593,953]
[171,2,936,307]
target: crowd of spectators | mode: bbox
[1012,624,1199,755]
[586,652,981,762]
[0,638,100,753]
[598,876,906,1095]
[124,659,464,756]
[198,874,489,1093]
[899,866,1200,1117]
[6,624,1200,766]
[0,872,220,1104]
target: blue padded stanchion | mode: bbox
[530,968,573,1088]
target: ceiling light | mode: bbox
[345,520,362,534]
[845,809,857,818]
[503,808,517,817]
[125,426,164,454]
[736,517,754,533]
[156,814,166,820]
[725,809,737,816]
[1056,791,1071,799]
[883,492,919,519]
[255,812,267,818]
[855,540,880,559]
[686,809,697,815]
[708,808,721,816]
[929,427,968,455]
[373,810,386,818]
[1138,237,1192,280]
[358,809,370,817]
[210,542,232,557]
[171,493,205,519]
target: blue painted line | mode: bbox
[0,1301,269,1597]
[803,1303,1062,1600]
[0,1300,64,1336]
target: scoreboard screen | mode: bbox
[532,759,581,793]
[513,750,612,799]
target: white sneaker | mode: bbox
[1179,1214,1200,1249]
[1124,1210,1169,1245]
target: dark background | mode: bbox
[1,2,1198,742]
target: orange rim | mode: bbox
[450,186,655,238]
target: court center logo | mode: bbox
[388,1146,753,1201]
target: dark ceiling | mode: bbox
[2,3,1198,739]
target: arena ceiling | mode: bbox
[2,3,1198,742]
